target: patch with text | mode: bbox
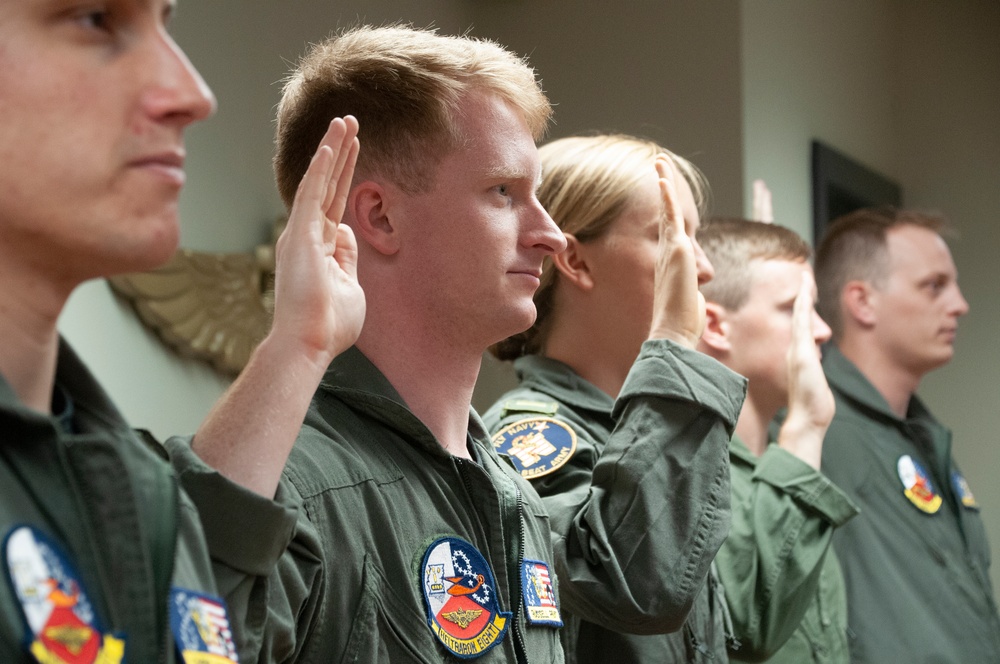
[520,560,562,627]
[492,417,577,480]
[420,537,510,659]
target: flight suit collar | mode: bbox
[822,344,938,426]
[318,346,493,460]
[0,338,128,440]
[512,354,614,416]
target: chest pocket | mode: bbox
[341,557,443,664]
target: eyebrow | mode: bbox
[483,164,536,181]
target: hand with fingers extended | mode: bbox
[752,179,774,223]
[190,117,365,498]
[270,116,365,371]
[648,156,706,348]
[777,273,835,469]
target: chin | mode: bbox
[487,305,536,346]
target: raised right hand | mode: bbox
[648,156,706,348]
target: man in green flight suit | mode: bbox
[696,218,858,663]
[485,134,747,662]
[171,29,745,664]
[0,1,365,662]
[815,207,1000,661]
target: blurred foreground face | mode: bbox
[0,0,215,284]
[870,224,969,377]
[726,260,830,406]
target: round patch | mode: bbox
[3,525,125,664]
[420,537,510,659]
[491,417,577,480]
[951,471,979,509]
[897,455,942,514]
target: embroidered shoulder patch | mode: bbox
[421,537,510,659]
[897,455,942,514]
[520,560,562,627]
[951,471,979,510]
[500,399,559,418]
[3,525,125,664]
[491,417,577,480]
[169,587,240,663]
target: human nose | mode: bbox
[523,199,568,256]
[691,236,715,285]
[142,31,217,127]
[950,284,970,317]
[813,310,833,345]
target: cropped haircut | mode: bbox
[274,25,551,208]
[698,218,812,311]
[815,206,950,340]
[491,133,709,361]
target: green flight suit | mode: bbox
[821,345,1000,662]
[0,341,238,664]
[168,346,567,663]
[482,340,747,663]
[719,436,857,664]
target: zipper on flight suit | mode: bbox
[512,487,528,664]
[454,456,530,662]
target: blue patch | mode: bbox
[3,525,125,663]
[420,537,510,659]
[169,587,239,663]
[951,471,979,510]
[520,560,562,627]
[491,417,577,480]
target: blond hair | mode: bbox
[698,218,812,311]
[274,25,551,207]
[491,133,708,360]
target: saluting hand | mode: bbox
[777,273,835,469]
[270,116,365,371]
[648,156,706,349]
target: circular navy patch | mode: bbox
[491,417,577,480]
[421,537,510,659]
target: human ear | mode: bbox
[349,181,399,255]
[699,302,732,354]
[551,234,594,291]
[842,281,877,328]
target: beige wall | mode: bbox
[742,0,1000,594]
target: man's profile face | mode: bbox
[389,92,565,349]
[0,0,215,284]
[726,259,830,412]
[870,224,969,378]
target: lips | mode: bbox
[129,150,186,185]
[510,267,543,279]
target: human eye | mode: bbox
[495,183,510,197]
[924,276,947,296]
[69,4,113,32]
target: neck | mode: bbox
[0,252,75,414]
[544,312,637,399]
[734,391,777,457]
[838,337,918,418]
[355,307,484,459]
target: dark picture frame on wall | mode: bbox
[811,140,902,245]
